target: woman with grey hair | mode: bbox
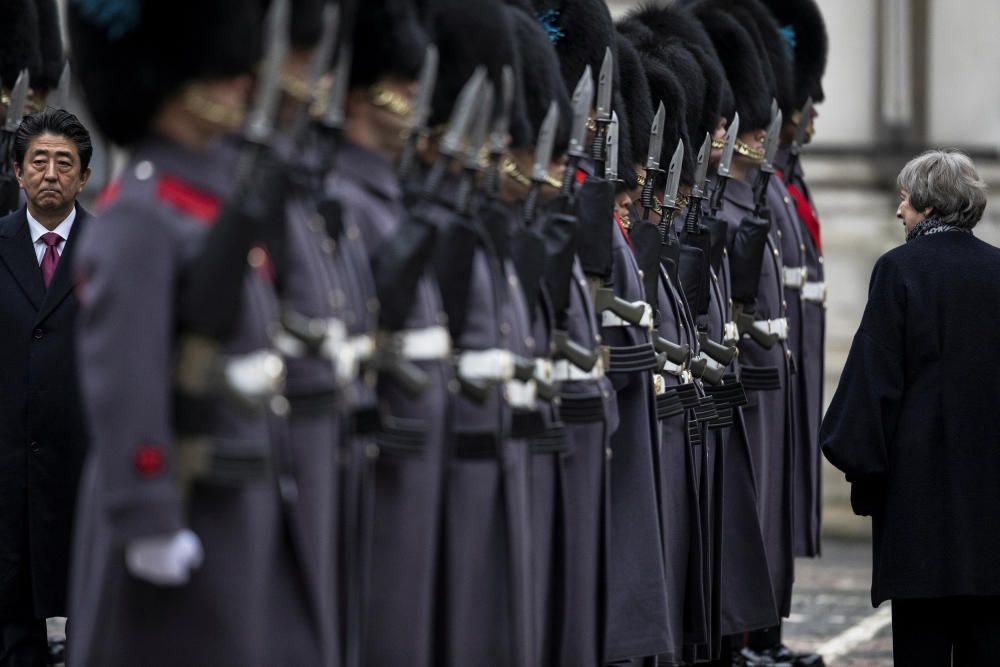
[821,150,999,665]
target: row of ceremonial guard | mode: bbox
[13,0,830,664]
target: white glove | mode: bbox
[125,529,204,586]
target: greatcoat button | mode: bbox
[32,328,43,340]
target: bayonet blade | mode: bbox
[567,65,593,157]
[439,66,485,157]
[791,96,813,154]
[532,101,559,184]
[605,110,619,181]
[645,101,666,171]
[489,65,514,155]
[49,62,71,110]
[245,0,291,143]
[464,81,493,169]
[663,139,684,209]
[595,47,613,123]
[692,132,712,195]
[304,4,339,96]
[409,44,439,135]
[717,112,739,178]
[323,40,352,130]
[4,69,30,131]
[761,108,782,174]
[770,98,779,124]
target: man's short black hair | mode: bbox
[14,108,94,171]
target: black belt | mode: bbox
[351,406,383,435]
[656,388,685,421]
[176,437,273,486]
[529,427,569,454]
[558,394,607,424]
[692,395,718,423]
[452,432,501,459]
[375,416,428,458]
[687,417,703,448]
[511,410,547,439]
[740,365,782,392]
[674,384,701,409]
[606,342,659,374]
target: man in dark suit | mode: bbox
[0,108,92,666]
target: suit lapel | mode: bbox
[35,205,88,326]
[0,207,45,311]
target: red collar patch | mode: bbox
[95,179,122,212]
[156,175,221,225]
[776,168,822,253]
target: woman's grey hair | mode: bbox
[897,149,988,228]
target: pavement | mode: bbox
[785,539,894,665]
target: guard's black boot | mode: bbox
[761,645,825,667]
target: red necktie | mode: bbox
[40,232,61,288]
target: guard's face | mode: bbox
[15,133,90,218]
[896,190,930,234]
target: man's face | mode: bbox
[14,133,90,217]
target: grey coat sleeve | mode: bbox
[75,201,186,543]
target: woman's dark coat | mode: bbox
[822,231,1000,606]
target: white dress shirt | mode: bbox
[26,206,76,265]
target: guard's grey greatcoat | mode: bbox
[822,232,1000,606]
[599,201,671,663]
[69,136,320,666]
[767,174,819,558]
[419,184,532,667]
[554,254,617,667]
[635,219,705,663]
[279,150,346,667]
[716,176,795,617]
[776,146,825,557]
[676,207,778,638]
[0,204,89,622]
[327,141,449,667]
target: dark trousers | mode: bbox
[892,597,1000,666]
[0,620,47,667]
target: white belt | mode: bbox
[504,379,537,409]
[723,321,740,346]
[457,349,519,382]
[661,359,694,384]
[535,358,554,384]
[782,266,807,289]
[802,281,827,304]
[393,325,452,361]
[224,350,287,401]
[334,334,376,386]
[273,317,348,360]
[601,301,654,330]
[752,317,789,340]
[552,356,606,382]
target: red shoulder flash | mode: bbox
[156,175,222,224]
[95,179,122,211]
[575,168,587,185]
[785,181,822,253]
[134,443,166,478]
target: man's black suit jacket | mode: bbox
[0,203,89,620]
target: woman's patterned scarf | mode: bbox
[905,217,972,243]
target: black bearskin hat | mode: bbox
[723,0,794,116]
[689,1,771,131]
[758,0,827,105]
[291,0,326,50]
[35,0,64,92]
[351,0,428,89]
[68,0,267,146]
[617,18,695,183]
[628,2,731,142]
[423,0,519,130]
[1,0,41,89]
[614,32,651,188]
[507,4,571,153]
[530,0,616,96]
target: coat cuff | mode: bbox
[850,478,886,517]
[106,487,185,544]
